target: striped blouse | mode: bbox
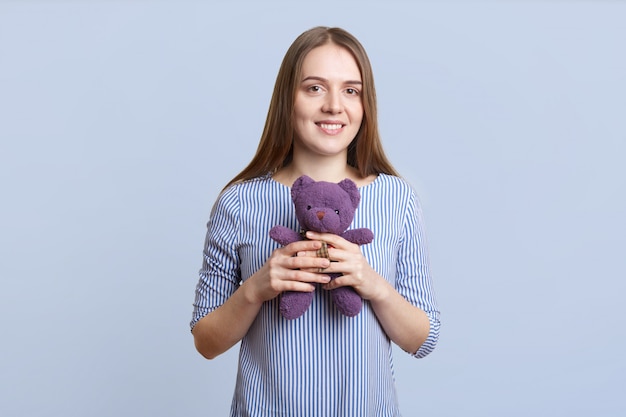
[191,173,440,417]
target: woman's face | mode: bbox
[292,43,364,159]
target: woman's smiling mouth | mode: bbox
[319,123,343,129]
[316,122,345,134]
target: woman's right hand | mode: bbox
[243,239,332,304]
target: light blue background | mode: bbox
[1,1,625,416]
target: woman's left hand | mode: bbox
[302,231,390,302]
[302,230,430,354]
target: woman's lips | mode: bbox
[316,122,344,134]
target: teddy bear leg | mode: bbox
[331,286,362,317]
[280,290,315,320]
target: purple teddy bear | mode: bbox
[269,175,374,320]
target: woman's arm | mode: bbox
[305,230,434,355]
[192,239,332,359]
[363,278,431,354]
[191,278,264,360]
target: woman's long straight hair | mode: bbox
[224,26,398,190]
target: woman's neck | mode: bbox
[273,160,376,188]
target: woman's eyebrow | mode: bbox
[301,76,362,85]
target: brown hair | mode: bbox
[224,26,398,189]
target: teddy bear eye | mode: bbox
[334,210,339,215]
[307,205,312,210]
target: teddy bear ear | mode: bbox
[338,178,361,207]
[291,175,315,199]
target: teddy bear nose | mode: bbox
[316,211,325,220]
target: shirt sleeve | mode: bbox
[396,189,441,358]
[190,186,242,331]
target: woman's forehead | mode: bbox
[300,44,361,82]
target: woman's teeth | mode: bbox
[319,123,342,130]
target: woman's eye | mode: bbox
[308,86,322,93]
[346,88,359,95]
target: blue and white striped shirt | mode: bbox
[192,173,440,417]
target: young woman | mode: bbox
[191,26,440,416]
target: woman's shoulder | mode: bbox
[220,173,276,195]
[216,173,290,208]
[368,173,417,196]
[209,174,277,215]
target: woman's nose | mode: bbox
[322,91,342,114]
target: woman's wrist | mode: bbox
[239,276,266,306]
[364,275,394,304]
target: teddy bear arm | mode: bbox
[269,225,303,246]
[341,228,374,245]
